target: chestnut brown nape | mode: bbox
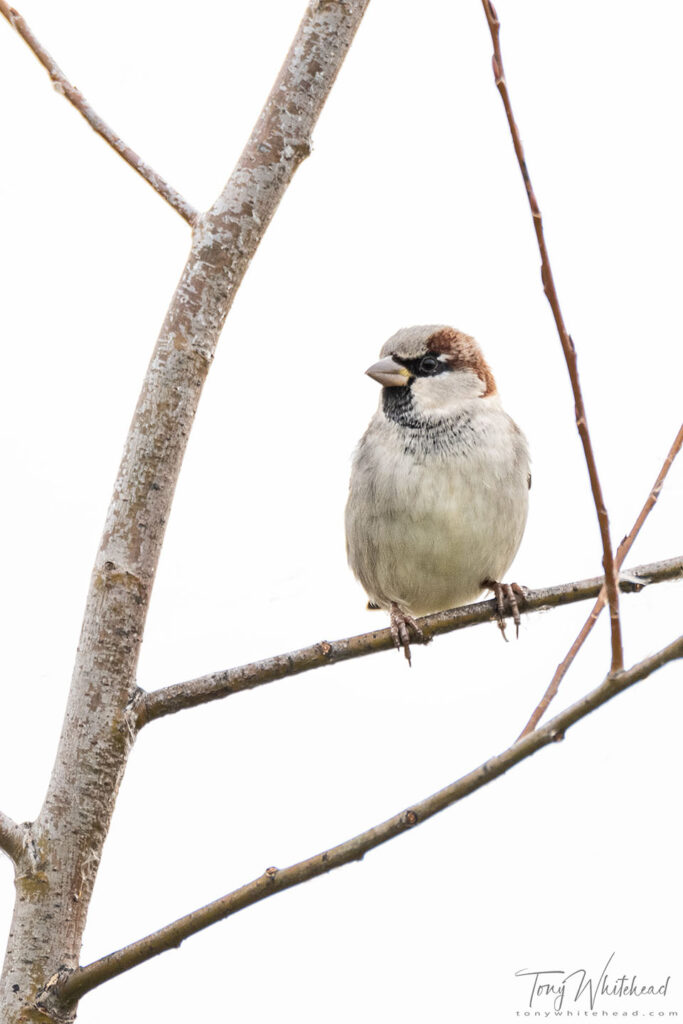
[427,327,497,397]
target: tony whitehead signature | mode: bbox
[516,952,671,1011]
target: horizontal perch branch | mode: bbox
[135,555,683,728]
[0,0,198,224]
[58,631,683,1005]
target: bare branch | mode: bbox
[135,556,683,728]
[519,421,683,737]
[480,0,623,672]
[0,811,24,865]
[615,422,683,562]
[0,0,198,225]
[57,633,683,1005]
[1,2,372,1014]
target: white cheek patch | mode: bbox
[411,368,485,413]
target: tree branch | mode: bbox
[1,2,372,1015]
[134,556,683,728]
[0,811,24,865]
[519,421,683,737]
[480,0,624,672]
[0,0,198,225]
[57,632,683,1006]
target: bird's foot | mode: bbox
[481,579,526,641]
[389,603,424,666]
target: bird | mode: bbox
[345,325,530,664]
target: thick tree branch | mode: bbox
[480,0,623,672]
[519,421,683,737]
[57,633,683,1006]
[1,3,372,1017]
[135,556,683,728]
[0,0,198,225]
[0,812,24,865]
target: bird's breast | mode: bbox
[345,407,529,616]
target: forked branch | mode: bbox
[0,0,198,225]
[135,556,683,728]
[0,3,373,1018]
[480,0,623,672]
[519,421,683,737]
[56,633,683,1006]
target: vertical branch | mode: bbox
[480,0,624,672]
[0,4,371,1020]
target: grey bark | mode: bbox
[0,4,370,1021]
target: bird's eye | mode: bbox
[419,355,439,374]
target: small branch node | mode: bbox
[540,262,550,290]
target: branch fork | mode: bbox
[0,812,25,866]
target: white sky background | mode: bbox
[1,1,682,1021]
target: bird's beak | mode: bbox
[365,356,410,387]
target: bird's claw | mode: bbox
[482,579,526,640]
[389,603,424,666]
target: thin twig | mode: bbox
[56,632,683,1006]
[0,0,198,225]
[135,556,683,728]
[480,0,623,672]
[0,810,25,865]
[615,423,683,563]
[518,421,683,737]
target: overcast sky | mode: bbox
[1,2,682,1022]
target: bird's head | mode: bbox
[366,325,497,418]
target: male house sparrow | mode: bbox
[345,325,530,662]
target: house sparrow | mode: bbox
[345,325,530,663]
